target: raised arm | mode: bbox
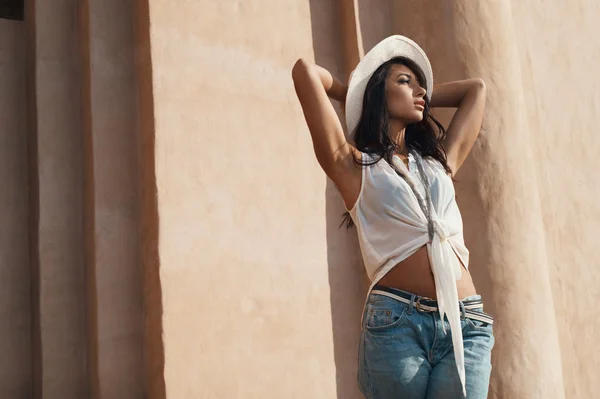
[292,59,354,172]
[430,78,487,173]
[291,59,361,207]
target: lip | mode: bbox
[414,104,425,110]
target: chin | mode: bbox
[409,112,424,123]
[390,110,424,124]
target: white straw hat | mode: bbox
[345,35,433,135]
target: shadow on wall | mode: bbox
[135,1,166,398]
[308,1,369,398]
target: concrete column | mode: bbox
[80,0,144,397]
[31,0,88,397]
[450,2,565,397]
[0,18,32,399]
[146,0,341,397]
[508,1,600,397]
[389,1,566,397]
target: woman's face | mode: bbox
[384,64,427,125]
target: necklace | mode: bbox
[393,152,410,168]
[390,151,435,242]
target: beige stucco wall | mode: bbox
[1,0,599,398]
[146,0,600,397]
[146,1,351,397]
[510,2,600,397]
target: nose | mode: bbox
[415,84,426,99]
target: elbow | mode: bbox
[292,58,312,82]
[466,78,486,101]
[293,58,309,70]
[473,78,486,91]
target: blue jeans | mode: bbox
[357,288,495,398]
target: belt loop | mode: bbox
[408,294,416,315]
[459,301,466,319]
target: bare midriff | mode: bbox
[376,245,477,300]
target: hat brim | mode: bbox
[345,35,433,135]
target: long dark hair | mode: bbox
[341,56,452,228]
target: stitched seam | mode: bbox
[361,333,376,398]
[429,314,437,364]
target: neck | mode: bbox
[389,120,409,156]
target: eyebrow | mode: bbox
[396,72,424,87]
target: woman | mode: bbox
[292,35,494,398]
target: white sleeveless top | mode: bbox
[347,151,470,392]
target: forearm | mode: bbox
[430,78,486,108]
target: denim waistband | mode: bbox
[370,284,494,324]
[371,284,483,307]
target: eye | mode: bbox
[399,79,410,84]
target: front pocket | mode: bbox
[365,307,407,332]
[466,309,494,330]
[466,318,491,330]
